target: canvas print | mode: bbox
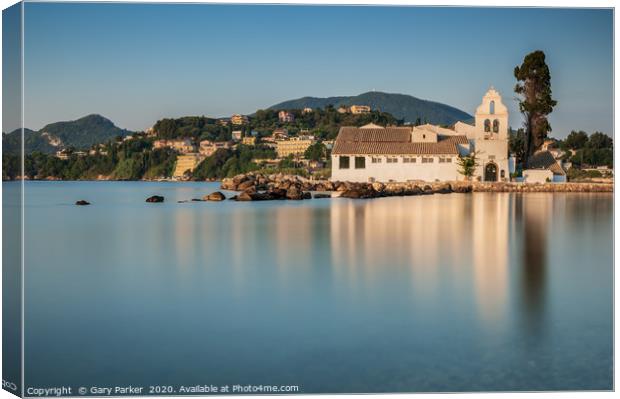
[1,1,614,397]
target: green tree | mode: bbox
[304,142,327,161]
[514,50,557,159]
[456,151,479,180]
[587,132,613,149]
[509,128,527,166]
[564,130,588,149]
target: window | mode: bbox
[339,156,350,169]
[355,156,366,169]
[371,157,382,163]
[386,157,398,164]
[500,170,505,178]
[422,157,434,163]
[490,100,495,114]
[446,157,452,163]
[484,119,491,132]
[403,157,417,163]
[423,134,426,139]
[439,157,445,163]
[493,119,499,133]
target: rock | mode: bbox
[422,185,434,194]
[191,198,203,202]
[268,188,287,200]
[451,183,472,193]
[250,192,273,201]
[236,192,253,201]
[236,179,256,191]
[433,183,452,194]
[177,200,188,203]
[146,195,164,203]
[313,193,331,199]
[205,191,226,201]
[279,181,292,190]
[340,186,377,199]
[302,191,312,199]
[336,182,348,192]
[75,200,90,206]
[221,178,236,190]
[232,174,249,184]
[286,186,303,200]
[371,182,385,192]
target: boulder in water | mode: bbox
[205,191,226,201]
[146,195,164,203]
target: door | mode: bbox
[484,163,498,182]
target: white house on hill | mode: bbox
[331,88,514,183]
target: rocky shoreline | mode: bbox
[219,172,613,201]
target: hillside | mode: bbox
[40,114,132,150]
[269,91,472,125]
[3,114,132,154]
[3,128,56,154]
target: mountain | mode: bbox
[3,114,132,154]
[3,128,56,154]
[268,91,473,125]
[39,114,132,150]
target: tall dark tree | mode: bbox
[514,50,557,160]
[509,128,527,166]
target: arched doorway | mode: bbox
[484,163,498,182]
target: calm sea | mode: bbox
[3,181,614,393]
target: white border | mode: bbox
[0,2,616,399]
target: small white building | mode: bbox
[331,88,513,183]
[522,150,567,183]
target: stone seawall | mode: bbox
[221,172,612,201]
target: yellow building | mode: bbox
[173,154,205,178]
[153,138,195,154]
[350,105,371,114]
[242,136,257,145]
[199,140,231,156]
[276,137,315,158]
[231,114,248,125]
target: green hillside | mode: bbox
[269,91,472,125]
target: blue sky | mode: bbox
[11,3,614,137]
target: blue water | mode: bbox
[4,181,614,393]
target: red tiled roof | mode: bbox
[332,126,469,155]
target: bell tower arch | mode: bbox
[474,87,508,141]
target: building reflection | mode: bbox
[471,193,510,327]
[329,195,480,301]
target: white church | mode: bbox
[331,88,515,183]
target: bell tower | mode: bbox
[472,87,511,182]
[474,87,508,141]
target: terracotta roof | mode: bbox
[527,150,566,175]
[332,126,469,155]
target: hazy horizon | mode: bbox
[3,3,614,138]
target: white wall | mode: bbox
[522,169,553,183]
[331,155,463,183]
[473,139,509,181]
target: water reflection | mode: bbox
[18,182,613,391]
[326,194,512,327]
[515,194,549,337]
[472,194,509,327]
